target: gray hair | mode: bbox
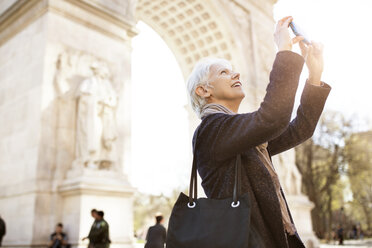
[186,57,232,118]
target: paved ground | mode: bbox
[320,239,372,248]
[134,239,372,248]
[134,243,145,248]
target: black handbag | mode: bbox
[166,128,251,248]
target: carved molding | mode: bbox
[136,0,240,78]
[230,0,277,20]
[0,0,47,46]
[0,0,138,47]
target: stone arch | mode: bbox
[135,0,243,78]
[133,0,251,200]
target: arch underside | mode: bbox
[135,0,238,78]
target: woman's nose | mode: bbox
[232,72,240,79]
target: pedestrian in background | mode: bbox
[337,225,344,245]
[84,211,110,248]
[83,209,99,248]
[144,213,166,248]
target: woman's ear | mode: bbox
[195,85,211,98]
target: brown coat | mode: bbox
[192,51,331,248]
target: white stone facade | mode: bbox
[0,0,318,247]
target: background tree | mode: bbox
[133,188,185,240]
[295,111,353,239]
[344,131,372,233]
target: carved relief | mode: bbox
[74,62,118,170]
[54,49,119,175]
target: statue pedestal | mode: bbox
[59,168,136,248]
[286,194,319,248]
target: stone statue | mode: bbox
[74,62,118,170]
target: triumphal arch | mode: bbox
[0,0,318,247]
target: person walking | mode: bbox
[337,225,344,245]
[186,16,331,248]
[85,211,110,248]
[144,214,166,248]
[83,209,99,248]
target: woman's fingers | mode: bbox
[299,40,324,58]
[311,41,324,55]
[292,36,304,44]
[283,16,293,27]
[279,16,292,26]
[276,16,292,29]
[274,16,294,51]
[306,41,323,57]
[299,40,307,49]
[304,40,324,82]
[307,44,313,56]
[299,41,308,57]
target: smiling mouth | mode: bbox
[231,81,242,88]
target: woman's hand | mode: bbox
[299,41,324,85]
[274,16,304,51]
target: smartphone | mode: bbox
[289,22,311,45]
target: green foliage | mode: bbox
[133,188,186,237]
[295,111,352,239]
[344,131,372,231]
[296,111,372,238]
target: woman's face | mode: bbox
[206,63,245,103]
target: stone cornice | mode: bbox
[0,0,139,47]
[61,0,138,37]
[230,0,276,20]
[58,177,136,197]
[0,0,48,46]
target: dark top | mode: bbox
[88,219,110,244]
[49,232,67,248]
[192,51,331,248]
[145,223,166,248]
[88,220,97,242]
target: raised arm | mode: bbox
[267,82,331,156]
[211,50,304,161]
[193,17,307,161]
[268,39,330,155]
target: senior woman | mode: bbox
[186,16,331,248]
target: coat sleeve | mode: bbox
[267,81,331,156]
[212,51,305,161]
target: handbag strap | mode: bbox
[189,126,242,206]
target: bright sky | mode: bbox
[275,0,372,125]
[130,0,372,196]
[130,22,189,196]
